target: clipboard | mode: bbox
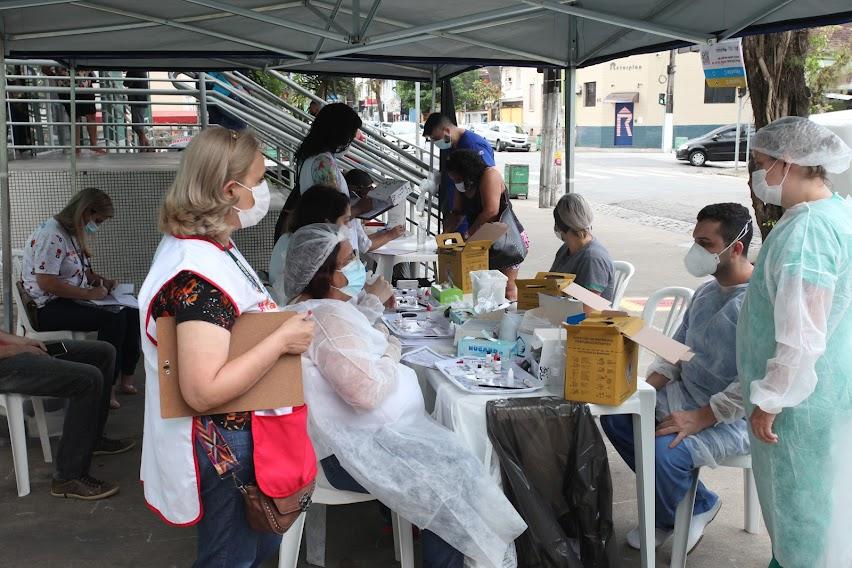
[157,312,304,418]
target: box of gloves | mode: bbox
[516,272,576,310]
[563,307,693,406]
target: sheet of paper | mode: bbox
[401,346,448,369]
[562,282,612,312]
[89,283,138,309]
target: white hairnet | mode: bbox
[555,193,594,231]
[751,116,852,174]
[281,223,346,301]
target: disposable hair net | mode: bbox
[281,223,345,302]
[286,298,526,567]
[751,116,852,173]
[555,193,594,231]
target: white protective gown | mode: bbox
[285,298,526,568]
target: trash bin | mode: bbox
[504,164,529,199]
[486,397,615,568]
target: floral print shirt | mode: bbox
[22,218,87,308]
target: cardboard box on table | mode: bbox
[561,282,693,406]
[157,312,304,418]
[435,223,507,293]
[516,272,576,310]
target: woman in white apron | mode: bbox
[139,127,316,567]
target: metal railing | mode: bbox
[4,63,443,265]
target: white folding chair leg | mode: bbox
[30,397,53,463]
[392,512,415,568]
[278,512,307,568]
[392,512,401,561]
[670,469,700,568]
[3,394,31,497]
[743,467,761,534]
[304,503,327,567]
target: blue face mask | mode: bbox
[334,258,366,298]
[84,220,99,234]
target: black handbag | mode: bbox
[488,190,527,270]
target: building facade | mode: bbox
[499,50,754,149]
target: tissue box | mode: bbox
[457,337,516,361]
[430,284,463,305]
[516,272,576,310]
[563,313,692,405]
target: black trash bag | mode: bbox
[486,397,615,568]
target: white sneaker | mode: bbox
[626,526,672,550]
[687,498,722,553]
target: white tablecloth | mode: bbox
[402,339,658,568]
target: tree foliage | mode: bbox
[396,70,502,116]
[805,26,852,114]
[742,30,810,239]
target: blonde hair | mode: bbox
[55,186,114,256]
[160,127,261,240]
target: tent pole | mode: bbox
[429,66,436,171]
[69,61,77,193]
[199,71,208,127]
[564,15,577,196]
[0,32,11,332]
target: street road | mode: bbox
[494,150,752,226]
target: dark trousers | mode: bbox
[320,455,464,568]
[0,340,115,480]
[38,299,141,381]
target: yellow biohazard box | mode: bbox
[435,222,507,293]
[563,308,693,406]
[516,272,576,310]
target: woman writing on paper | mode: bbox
[138,127,316,567]
[22,187,141,408]
[281,223,526,568]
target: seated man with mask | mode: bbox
[601,203,753,553]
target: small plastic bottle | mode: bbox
[494,354,502,373]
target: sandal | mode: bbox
[118,384,139,395]
[109,399,121,410]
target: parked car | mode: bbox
[676,124,753,166]
[480,122,531,152]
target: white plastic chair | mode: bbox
[279,466,414,568]
[641,287,694,338]
[669,454,761,567]
[0,393,53,496]
[611,260,636,310]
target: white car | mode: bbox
[387,121,423,149]
[479,122,531,152]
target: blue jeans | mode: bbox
[600,414,718,529]
[193,422,282,568]
[320,456,464,568]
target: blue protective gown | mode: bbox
[649,280,750,468]
[737,193,852,568]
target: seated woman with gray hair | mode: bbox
[551,193,615,302]
[281,223,526,568]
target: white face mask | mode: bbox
[751,160,789,207]
[683,222,750,278]
[233,179,270,229]
[434,135,452,151]
[454,181,466,193]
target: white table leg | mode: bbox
[633,410,656,568]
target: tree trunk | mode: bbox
[742,30,811,239]
[371,80,383,122]
[538,69,560,208]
